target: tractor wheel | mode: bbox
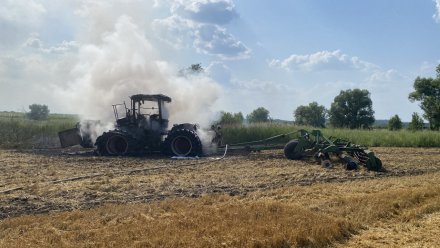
[95,132,110,155]
[95,131,139,156]
[163,129,202,157]
[284,140,303,160]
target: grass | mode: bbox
[221,123,440,147]
[0,111,77,148]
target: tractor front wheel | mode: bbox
[163,129,202,157]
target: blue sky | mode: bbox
[1,0,439,122]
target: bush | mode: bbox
[388,114,403,131]
[216,111,244,125]
[27,104,50,120]
[247,107,270,123]
[408,112,425,131]
[294,102,327,128]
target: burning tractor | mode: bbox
[59,94,219,157]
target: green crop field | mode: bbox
[221,123,440,148]
[1,112,439,149]
[0,112,78,148]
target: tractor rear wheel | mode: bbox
[284,140,303,160]
[163,129,202,157]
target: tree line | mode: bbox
[216,89,377,128]
[218,64,440,131]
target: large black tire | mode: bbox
[95,131,139,156]
[284,140,303,160]
[163,129,202,157]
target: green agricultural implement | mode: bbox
[219,129,382,171]
[283,129,382,171]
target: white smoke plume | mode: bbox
[60,14,221,131]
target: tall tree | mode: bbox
[294,102,327,127]
[189,63,203,73]
[217,111,244,125]
[408,112,425,131]
[329,89,375,129]
[408,64,440,130]
[27,104,50,120]
[388,114,403,131]
[247,107,270,123]
[180,63,204,76]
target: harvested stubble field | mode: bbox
[1,147,440,247]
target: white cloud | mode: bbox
[231,78,286,91]
[269,50,377,72]
[42,40,79,54]
[367,69,405,83]
[434,0,440,22]
[153,0,250,59]
[269,50,409,113]
[0,0,46,25]
[172,0,238,25]
[73,0,111,17]
[24,35,43,49]
[152,15,195,49]
[0,0,47,49]
[193,24,250,59]
[24,34,78,54]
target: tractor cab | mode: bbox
[113,94,172,133]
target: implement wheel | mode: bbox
[365,157,383,171]
[284,140,303,160]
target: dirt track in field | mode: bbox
[1,147,440,219]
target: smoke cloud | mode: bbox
[60,14,221,128]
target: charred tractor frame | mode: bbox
[59,94,213,157]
